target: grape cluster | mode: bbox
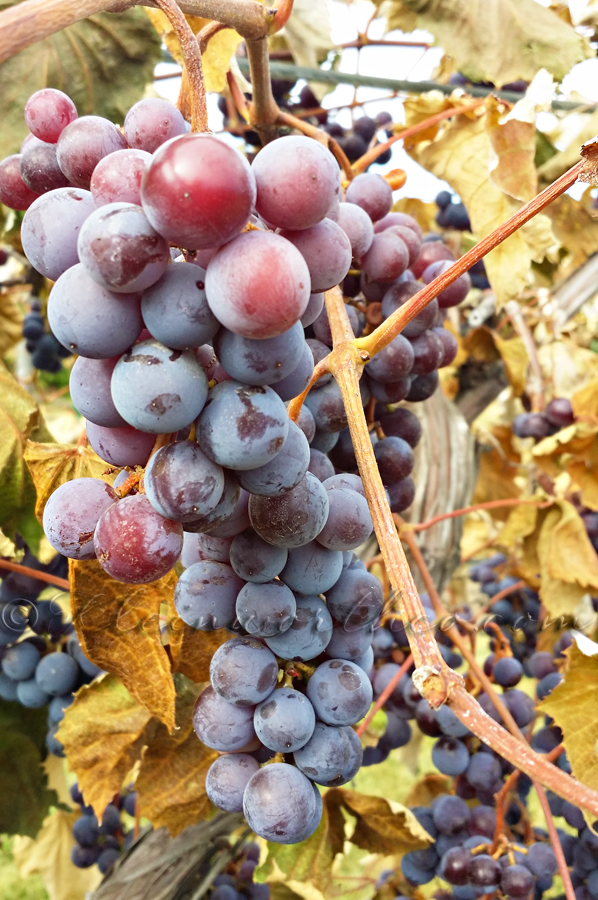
[70,783,135,873]
[0,547,101,755]
[435,190,471,232]
[208,842,268,900]
[512,397,576,442]
[22,298,72,373]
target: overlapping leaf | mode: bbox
[24,439,112,520]
[378,0,591,87]
[57,675,154,816]
[69,560,177,729]
[13,810,102,900]
[135,682,217,835]
[539,641,598,816]
[167,589,229,683]
[0,361,51,549]
[0,4,161,158]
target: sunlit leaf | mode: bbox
[24,439,112,520]
[536,500,598,619]
[166,588,229,683]
[69,559,177,729]
[382,0,592,87]
[13,810,102,900]
[56,675,154,816]
[539,640,598,821]
[135,680,217,835]
[0,285,25,355]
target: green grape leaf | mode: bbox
[0,728,58,837]
[0,4,161,159]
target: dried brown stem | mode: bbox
[323,286,452,703]
[197,19,228,54]
[407,498,551,533]
[358,162,584,360]
[356,654,413,737]
[246,36,280,140]
[155,0,207,132]
[0,559,70,591]
[535,782,576,900]
[401,526,598,832]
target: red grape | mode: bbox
[0,155,39,209]
[56,116,127,188]
[345,172,392,222]
[205,231,310,339]
[123,98,187,153]
[141,134,255,249]
[94,493,183,583]
[90,149,151,206]
[24,89,78,143]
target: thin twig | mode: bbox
[505,301,545,412]
[357,162,584,360]
[154,0,208,132]
[406,498,552,533]
[352,97,485,174]
[356,654,413,737]
[0,559,70,591]
[197,19,228,54]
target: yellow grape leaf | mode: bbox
[13,810,102,900]
[545,192,598,275]
[57,675,154,816]
[539,641,598,813]
[403,91,470,145]
[572,378,598,420]
[259,789,346,893]
[463,327,528,395]
[533,421,598,478]
[203,28,243,92]
[537,500,598,619]
[410,107,532,307]
[135,682,217,835]
[567,441,598,511]
[0,525,17,557]
[537,340,598,399]
[24,439,112,520]
[472,423,521,513]
[0,361,51,544]
[538,107,598,185]
[0,285,25,355]
[69,559,177,729]
[394,0,592,87]
[337,789,432,855]
[486,98,537,202]
[498,502,540,550]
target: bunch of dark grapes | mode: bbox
[512,397,576,441]
[22,298,72,373]
[435,190,471,231]
[0,85,476,845]
[0,547,102,755]
[208,842,268,900]
[70,784,135,873]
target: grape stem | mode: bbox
[351,96,486,174]
[401,522,592,885]
[153,0,208,133]
[404,498,552,533]
[505,300,545,412]
[355,653,413,737]
[321,283,598,817]
[356,161,584,361]
[0,558,70,591]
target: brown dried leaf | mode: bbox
[498,502,540,550]
[395,0,592,87]
[567,441,598,511]
[579,134,598,186]
[0,285,24,355]
[486,98,537,202]
[136,681,217,835]
[56,675,154,816]
[13,810,102,900]
[405,773,452,808]
[24,439,112,520]
[537,500,598,619]
[69,559,177,729]
[539,641,598,809]
[335,788,432,855]
[572,378,598,419]
[532,422,598,478]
